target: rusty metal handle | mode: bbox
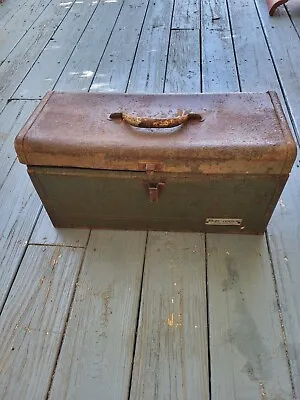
[109,112,203,128]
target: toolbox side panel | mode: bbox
[28,167,288,234]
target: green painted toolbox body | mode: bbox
[14,91,297,234]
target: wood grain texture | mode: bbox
[165,29,200,93]
[227,0,279,92]
[0,100,38,189]
[207,235,293,399]
[0,245,84,400]
[268,164,300,396]
[127,0,173,93]
[0,162,41,310]
[254,0,300,139]
[0,0,75,110]
[90,0,149,92]
[287,0,300,36]
[129,232,209,399]
[49,230,146,400]
[29,207,90,247]
[30,0,126,245]
[172,0,200,29]
[203,1,294,398]
[0,0,52,63]
[14,0,99,99]
[0,0,33,28]
[55,0,123,92]
[201,0,239,92]
[230,0,300,396]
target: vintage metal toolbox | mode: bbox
[14,91,296,234]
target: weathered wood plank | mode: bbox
[0,0,32,28]
[29,208,90,247]
[207,235,293,399]
[286,0,300,35]
[268,164,300,396]
[14,0,99,99]
[90,0,149,92]
[0,162,41,310]
[0,100,38,189]
[0,100,89,249]
[0,0,52,63]
[202,0,294,397]
[0,245,84,400]
[128,26,208,399]
[31,0,127,245]
[55,0,123,92]
[127,0,173,92]
[254,0,300,140]
[230,0,300,396]
[201,0,239,92]
[0,0,75,111]
[49,230,146,399]
[172,0,200,29]
[165,29,200,93]
[130,232,209,399]
[227,0,279,92]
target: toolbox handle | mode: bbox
[109,112,203,129]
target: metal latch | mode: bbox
[139,162,163,175]
[146,182,165,202]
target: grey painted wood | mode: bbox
[31,0,124,245]
[90,0,149,93]
[268,165,300,396]
[0,99,88,264]
[165,29,200,93]
[128,23,208,400]
[0,100,88,251]
[0,162,41,310]
[230,0,300,396]
[202,0,294,397]
[201,0,239,92]
[0,0,75,111]
[30,208,90,247]
[227,0,279,92]
[0,245,84,400]
[254,0,300,139]
[0,0,32,27]
[172,0,200,29]
[0,100,38,189]
[130,232,209,399]
[207,235,293,399]
[14,0,99,99]
[55,0,123,92]
[0,0,52,63]
[49,230,146,400]
[0,101,43,310]
[127,0,173,93]
[287,0,300,35]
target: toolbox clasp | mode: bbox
[146,182,165,203]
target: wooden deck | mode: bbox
[0,0,300,398]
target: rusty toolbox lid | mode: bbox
[14,91,296,175]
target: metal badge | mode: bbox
[205,218,243,226]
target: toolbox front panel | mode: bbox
[28,167,287,234]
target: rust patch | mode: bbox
[109,111,203,129]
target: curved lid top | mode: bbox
[14,91,296,174]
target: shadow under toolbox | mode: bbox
[14,91,296,234]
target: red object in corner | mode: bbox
[267,0,289,16]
